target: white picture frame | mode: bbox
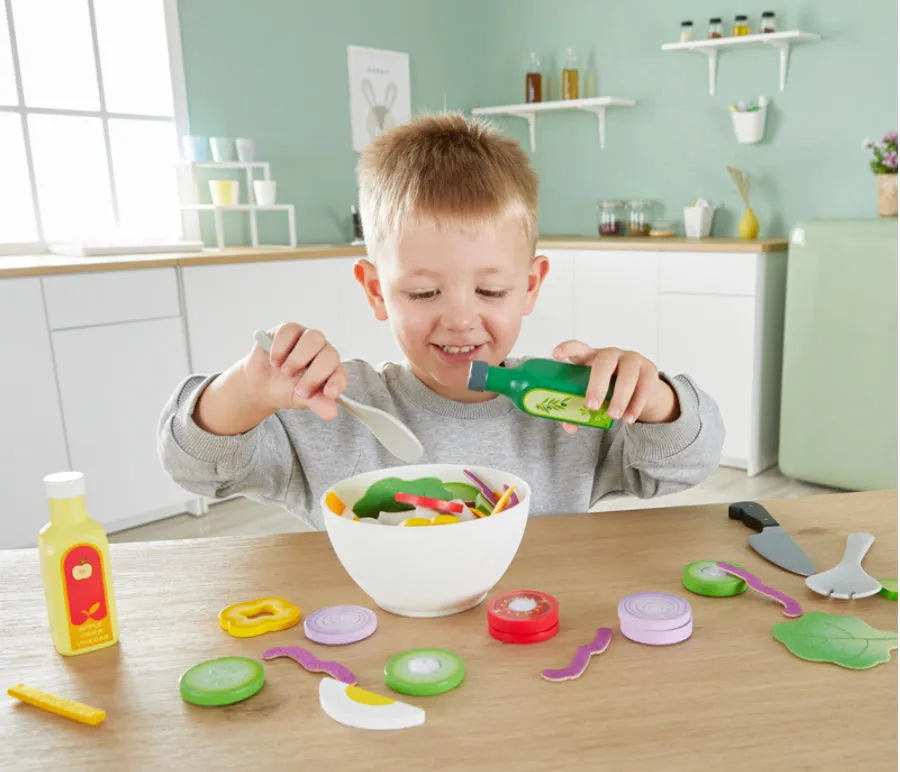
[347,45,411,152]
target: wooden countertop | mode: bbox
[2,490,894,770]
[0,236,789,279]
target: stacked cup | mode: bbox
[487,589,559,644]
[617,592,693,645]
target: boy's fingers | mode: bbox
[283,328,327,374]
[584,349,619,410]
[562,422,578,434]
[606,356,640,419]
[294,345,340,399]
[268,323,304,367]
[323,365,348,400]
[305,393,340,422]
[552,340,597,364]
[622,368,657,424]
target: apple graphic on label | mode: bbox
[72,559,93,581]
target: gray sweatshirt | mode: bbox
[158,360,725,530]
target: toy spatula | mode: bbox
[805,533,882,600]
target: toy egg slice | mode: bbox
[318,678,425,731]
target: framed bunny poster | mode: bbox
[347,45,411,152]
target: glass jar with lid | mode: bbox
[625,200,651,237]
[708,17,723,38]
[760,11,776,33]
[733,15,750,36]
[679,21,694,42]
[597,200,623,236]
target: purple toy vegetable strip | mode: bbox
[261,646,358,685]
[503,484,520,508]
[464,469,498,506]
[540,627,613,682]
[716,562,803,618]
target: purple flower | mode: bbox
[883,130,898,145]
[884,151,898,170]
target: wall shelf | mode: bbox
[471,96,636,151]
[179,204,297,250]
[661,30,820,96]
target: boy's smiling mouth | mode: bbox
[431,342,486,362]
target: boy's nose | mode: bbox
[441,296,477,331]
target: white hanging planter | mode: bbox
[731,98,768,144]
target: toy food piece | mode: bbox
[682,560,747,597]
[325,491,346,515]
[716,562,803,618]
[352,477,455,518]
[473,492,494,516]
[503,484,521,507]
[773,611,898,670]
[490,622,560,644]
[463,469,498,506]
[488,590,559,634]
[384,648,465,696]
[399,517,432,527]
[430,514,461,525]
[442,482,480,503]
[393,492,463,514]
[879,579,898,600]
[490,485,516,515]
[7,683,105,726]
[262,646,358,685]
[617,592,693,646]
[540,627,613,682]
[219,596,301,638]
[319,677,425,730]
[304,605,377,645]
[179,657,265,707]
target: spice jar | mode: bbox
[761,11,776,33]
[597,200,622,236]
[680,21,694,42]
[708,17,723,38]
[626,200,651,237]
[526,52,542,103]
[733,15,750,36]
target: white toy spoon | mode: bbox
[254,330,423,464]
[805,532,882,600]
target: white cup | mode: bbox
[253,180,277,205]
[209,179,240,206]
[209,137,234,162]
[235,138,256,162]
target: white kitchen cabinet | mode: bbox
[0,279,70,548]
[52,317,195,531]
[182,259,347,374]
[657,252,787,475]
[511,250,575,359]
[573,251,659,361]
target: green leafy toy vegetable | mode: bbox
[352,477,455,518]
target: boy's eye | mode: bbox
[407,290,438,301]
[478,289,509,299]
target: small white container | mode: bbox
[209,136,234,162]
[235,138,256,162]
[731,99,768,144]
[181,135,207,161]
[209,179,240,206]
[253,180,277,205]
[684,204,716,238]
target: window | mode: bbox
[0,0,188,253]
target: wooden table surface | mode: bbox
[1,491,896,771]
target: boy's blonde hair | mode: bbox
[356,113,538,259]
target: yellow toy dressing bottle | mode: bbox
[38,472,119,656]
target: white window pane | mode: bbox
[0,3,18,106]
[12,0,99,110]
[94,0,174,117]
[0,113,37,242]
[109,118,180,238]
[29,114,113,240]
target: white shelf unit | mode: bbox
[177,161,297,250]
[471,96,636,151]
[661,30,820,96]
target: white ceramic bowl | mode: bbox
[321,464,531,618]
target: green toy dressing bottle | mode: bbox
[468,358,615,429]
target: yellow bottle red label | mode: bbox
[62,544,113,651]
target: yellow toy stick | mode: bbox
[7,683,106,726]
[491,486,516,515]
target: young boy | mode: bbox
[158,114,724,527]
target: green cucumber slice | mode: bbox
[682,560,747,597]
[473,492,494,515]
[879,578,898,600]
[384,648,465,696]
[179,657,265,707]
[442,482,480,502]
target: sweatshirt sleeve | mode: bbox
[589,373,725,504]
[157,374,303,507]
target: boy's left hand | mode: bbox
[552,341,680,434]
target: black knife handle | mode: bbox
[728,501,780,532]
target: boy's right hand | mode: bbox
[243,322,348,421]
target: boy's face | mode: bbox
[354,216,549,402]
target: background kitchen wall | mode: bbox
[178,0,898,242]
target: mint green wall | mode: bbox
[178,1,898,242]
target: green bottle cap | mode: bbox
[467,361,489,392]
[682,560,748,597]
[879,579,898,600]
[179,657,265,707]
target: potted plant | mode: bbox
[863,131,898,217]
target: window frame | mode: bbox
[0,0,191,255]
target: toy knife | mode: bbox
[728,501,816,576]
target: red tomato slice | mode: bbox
[393,493,463,514]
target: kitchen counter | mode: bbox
[0,490,895,770]
[0,236,789,278]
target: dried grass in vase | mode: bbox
[727,166,759,239]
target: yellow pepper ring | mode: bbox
[219,596,301,638]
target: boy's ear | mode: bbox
[353,259,389,321]
[523,254,550,315]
